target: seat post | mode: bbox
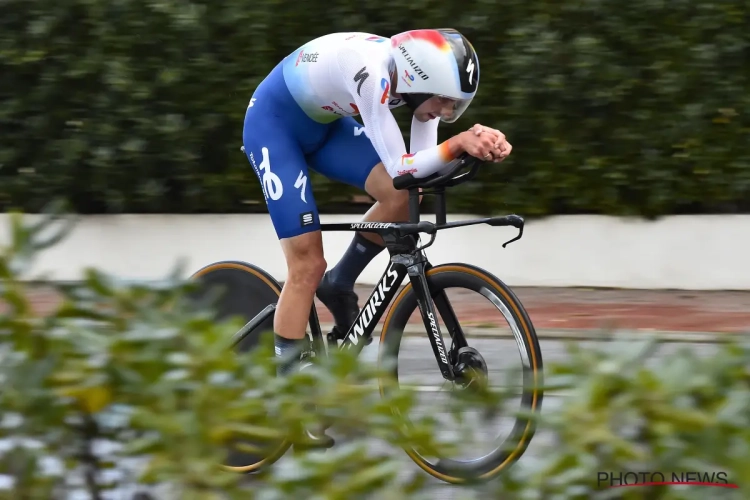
[434,187,447,226]
[408,188,420,223]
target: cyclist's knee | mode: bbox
[281,232,327,291]
[365,163,414,209]
[288,255,327,292]
[383,186,409,209]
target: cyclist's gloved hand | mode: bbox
[456,125,512,163]
[469,124,512,163]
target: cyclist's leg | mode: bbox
[307,118,410,331]
[243,100,327,373]
[361,162,411,235]
[242,62,341,449]
[310,119,412,241]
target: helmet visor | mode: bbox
[409,94,474,123]
[421,95,473,123]
[439,96,473,123]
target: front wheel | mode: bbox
[377,263,544,484]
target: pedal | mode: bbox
[293,430,336,451]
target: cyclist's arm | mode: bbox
[409,116,459,175]
[409,114,439,153]
[339,51,461,179]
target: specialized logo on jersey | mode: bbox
[294,171,308,203]
[295,50,319,66]
[397,168,418,175]
[353,67,369,97]
[380,78,390,104]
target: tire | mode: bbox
[188,260,291,473]
[377,263,544,484]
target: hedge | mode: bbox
[1,0,748,217]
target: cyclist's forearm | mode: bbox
[409,114,439,153]
[388,140,458,178]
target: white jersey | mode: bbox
[281,32,456,179]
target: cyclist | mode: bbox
[242,29,511,447]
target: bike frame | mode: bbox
[232,154,524,382]
[320,222,455,379]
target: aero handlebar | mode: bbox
[392,152,483,191]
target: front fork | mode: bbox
[406,261,469,381]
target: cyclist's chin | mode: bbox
[413,111,437,122]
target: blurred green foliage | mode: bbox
[1,209,750,499]
[495,336,750,499]
[0,209,470,499]
[1,0,748,217]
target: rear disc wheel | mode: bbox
[188,261,291,473]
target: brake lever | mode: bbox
[501,214,525,248]
[502,227,523,248]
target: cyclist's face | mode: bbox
[414,96,458,122]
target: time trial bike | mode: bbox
[188,152,544,484]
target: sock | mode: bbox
[327,233,385,291]
[274,334,306,376]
